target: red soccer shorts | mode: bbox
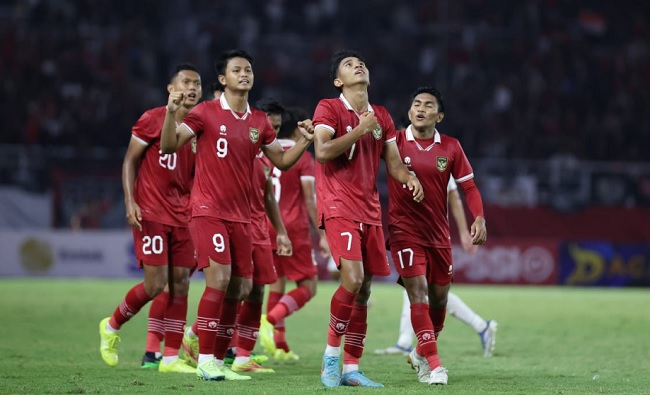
[189,216,253,278]
[252,242,277,285]
[133,220,195,268]
[273,240,317,282]
[389,240,453,286]
[324,217,390,276]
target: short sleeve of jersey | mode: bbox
[181,102,206,137]
[131,110,155,144]
[451,139,474,181]
[260,116,277,146]
[312,100,336,133]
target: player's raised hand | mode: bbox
[358,111,379,134]
[125,200,143,231]
[276,233,293,256]
[297,119,314,141]
[167,91,185,113]
[470,216,487,245]
[407,176,424,202]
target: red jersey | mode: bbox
[388,126,474,247]
[181,94,277,222]
[312,94,396,226]
[268,139,316,243]
[131,106,194,227]
[250,153,272,245]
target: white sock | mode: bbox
[233,356,250,365]
[162,356,178,365]
[396,290,414,348]
[447,292,487,333]
[105,322,119,334]
[342,364,358,374]
[187,327,196,337]
[197,354,213,364]
[155,352,162,359]
[324,345,340,357]
[215,359,225,367]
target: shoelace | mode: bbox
[106,335,120,348]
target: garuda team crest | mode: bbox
[372,125,382,140]
[436,156,448,172]
[249,128,260,143]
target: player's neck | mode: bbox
[342,86,369,113]
[412,125,436,139]
[223,90,249,113]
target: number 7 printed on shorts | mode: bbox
[340,232,352,251]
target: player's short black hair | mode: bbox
[329,49,366,91]
[169,63,199,83]
[409,86,445,113]
[215,49,254,76]
[278,106,310,139]
[256,98,285,115]
[209,81,224,93]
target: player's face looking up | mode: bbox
[169,70,202,108]
[408,93,445,131]
[219,57,254,92]
[334,57,369,89]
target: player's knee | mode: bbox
[247,284,264,303]
[145,280,165,298]
[173,275,190,296]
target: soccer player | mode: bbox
[160,49,314,381]
[259,106,330,362]
[375,178,497,358]
[313,50,423,388]
[98,64,201,374]
[387,86,487,385]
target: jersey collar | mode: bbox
[219,93,252,120]
[405,125,441,151]
[339,93,374,114]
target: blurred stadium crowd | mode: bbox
[1,0,648,162]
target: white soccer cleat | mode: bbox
[479,320,498,357]
[427,366,448,385]
[407,349,430,383]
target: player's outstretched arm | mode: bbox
[160,91,193,153]
[458,179,487,245]
[263,124,313,171]
[122,137,148,231]
[384,143,424,202]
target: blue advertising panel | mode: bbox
[559,242,650,286]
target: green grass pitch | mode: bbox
[1,279,649,394]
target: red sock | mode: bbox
[191,320,198,335]
[327,286,356,347]
[412,303,440,368]
[213,298,240,360]
[146,291,168,353]
[429,304,446,335]
[163,295,188,357]
[274,327,289,352]
[267,286,312,325]
[197,287,225,355]
[109,282,152,329]
[236,300,262,356]
[267,291,283,315]
[343,304,367,365]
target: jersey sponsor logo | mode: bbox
[436,156,448,172]
[404,156,411,165]
[346,125,353,133]
[220,125,227,135]
[372,125,382,140]
[249,127,260,143]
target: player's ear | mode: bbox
[218,74,227,87]
[333,78,343,89]
[167,84,174,93]
[437,113,445,123]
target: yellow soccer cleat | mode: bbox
[158,358,196,373]
[274,349,300,362]
[258,314,277,355]
[231,359,275,373]
[196,359,225,381]
[221,365,252,381]
[181,326,199,367]
[99,317,120,367]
